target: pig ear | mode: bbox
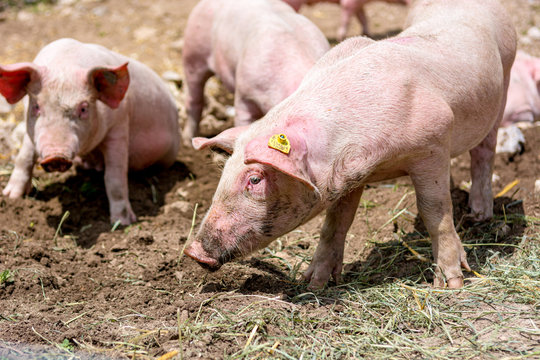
[192,126,249,153]
[89,62,130,109]
[244,133,320,194]
[531,59,540,89]
[0,63,41,104]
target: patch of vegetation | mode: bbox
[0,269,14,285]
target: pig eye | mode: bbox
[249,176,261,185]
[77,101,90,118]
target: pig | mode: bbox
[0,38,179,225]
[503,50,540,126]
[184,0,516,289]
[181,0,330,144]
[495,51,540,157]
[281,0,410,41]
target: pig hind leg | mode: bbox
[355,7,370,37]
[303,187,363,289]
[337,8,354,41]
[183,67,212,145]
[468,126,497,221]
[409,153,470,288]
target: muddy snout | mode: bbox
[184,241,222,271]
[40,156,73,172]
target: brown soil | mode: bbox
[0,0,539,358]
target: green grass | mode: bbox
[179,228,539,359]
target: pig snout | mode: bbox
[40,155,73,172]
[184,240,222,271]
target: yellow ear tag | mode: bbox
[268,133,291,154]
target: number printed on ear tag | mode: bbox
[268,133,291,154]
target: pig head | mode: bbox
[0,62,129,175]
[184,125,324,270]
[503,50,540,126]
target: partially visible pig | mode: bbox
[495,51,540,157]
[182,0,330,144]
[0,38,179,225]
[503,50,540,126]
[184,0,516,289]
[282,0,410,41]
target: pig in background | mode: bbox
[181,0,330,144]
[184,0,516,290]
[281,0,410,41]
[0,38,179,225]
[496,50,540,157]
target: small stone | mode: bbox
[225,106,235,118]
[16,11,34,22]
[496,224,511,238]
[534,179,540,196]
[170,39,184,51]
[134,26,157,42]
[164,200,192,216]
[92,5,107,17]
[162,70,183,87]
[176,188,189,199]
[528,26,540,40]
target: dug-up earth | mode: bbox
[0,0,539,359]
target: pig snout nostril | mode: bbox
[184,242,222,271]
[40,157,73,173]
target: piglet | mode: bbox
[503,50,540,126]
[282,0,410,41]
[182,0,330,144]
[184,0,516,289]
[0,38,179,225]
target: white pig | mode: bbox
[181,0,330,144]
[184,0,516,289]
[0,38,179,225]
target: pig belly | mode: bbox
[128,129,177,170]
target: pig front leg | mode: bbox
[3,134,36,198]
[233,93,262,127]
[182,67,212,146]
[468,127,497,221]
[409,155,470,289]
[100,128,136,225]
[304,187,363,288]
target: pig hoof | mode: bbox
[433,276,464,289]
[2,182,29,198]
[446,276,464,289]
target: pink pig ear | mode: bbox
[0,63,41,104]
[192,126,249,153]
[244,133,319,194]
[89,62,130,109]
[531,59,540,89]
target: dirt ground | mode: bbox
[0,0,539,358]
